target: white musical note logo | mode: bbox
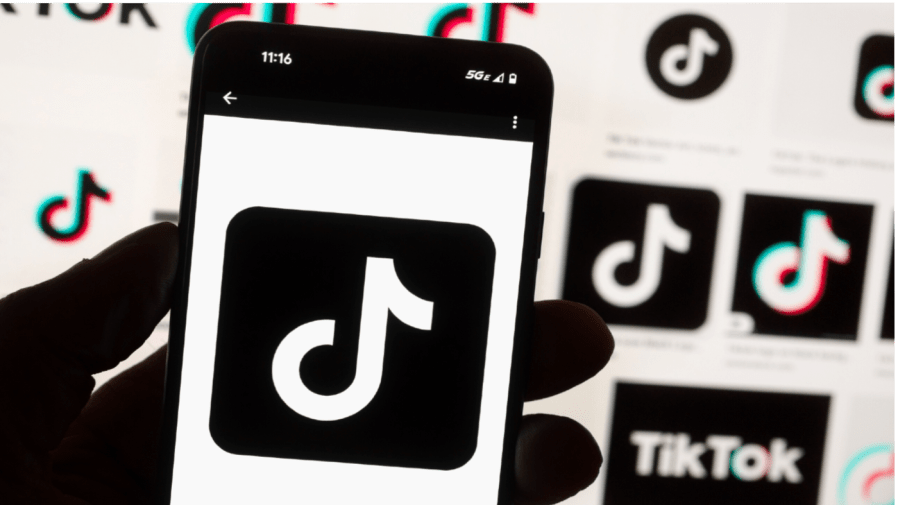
[272,257,433,421]
[660,27,719,87]
[593,204,691,308]
[752,210,850,315]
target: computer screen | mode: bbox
[0,4,892,505]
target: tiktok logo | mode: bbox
[659,28,719,87]
[604,383,830,505]
[645,13,733,99]
[427,3,535,42]
[593,204,691,308]
[185,3,334,53]
[630,431,804,483]
[732,195,873,339]
[862,65,894,118]
[36,169,111,243]
[210,207,495,469]
[563,179,719,329]
[272,257,433,421]
[753,211,850,315]
[838,444,894,505]
[854,35,894,121]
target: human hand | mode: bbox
[0,223,613,505]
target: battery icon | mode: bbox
[509,73,517,84]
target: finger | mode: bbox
[0,223,178,487]
[51,345,167,505]
[525,300,614,402]
[514,414,601,505]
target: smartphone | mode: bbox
[158,22,553,505]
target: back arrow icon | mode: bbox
[223,91,237,105]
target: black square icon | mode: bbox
[562,179,720,329]
[882,241,894,340]
[603,382,830,505]
[854,34,894,121]
[209,207,495,470]
[731,194,873,340]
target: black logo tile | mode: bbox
[562,179,719,329]
[604,382,830,505]
[209,207,495,470]
[732,194,873,339]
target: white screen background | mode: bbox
[170,115,534,504]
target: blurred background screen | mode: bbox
[0,4,892,505]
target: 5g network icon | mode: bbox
[209,207,495,469]
[645,13,733,99]
[732,195,873,339]
[562,179,719,329]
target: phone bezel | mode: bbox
[159,21,553,505]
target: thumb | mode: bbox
[0,223,178,496]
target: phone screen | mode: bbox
[165,52,544,502]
